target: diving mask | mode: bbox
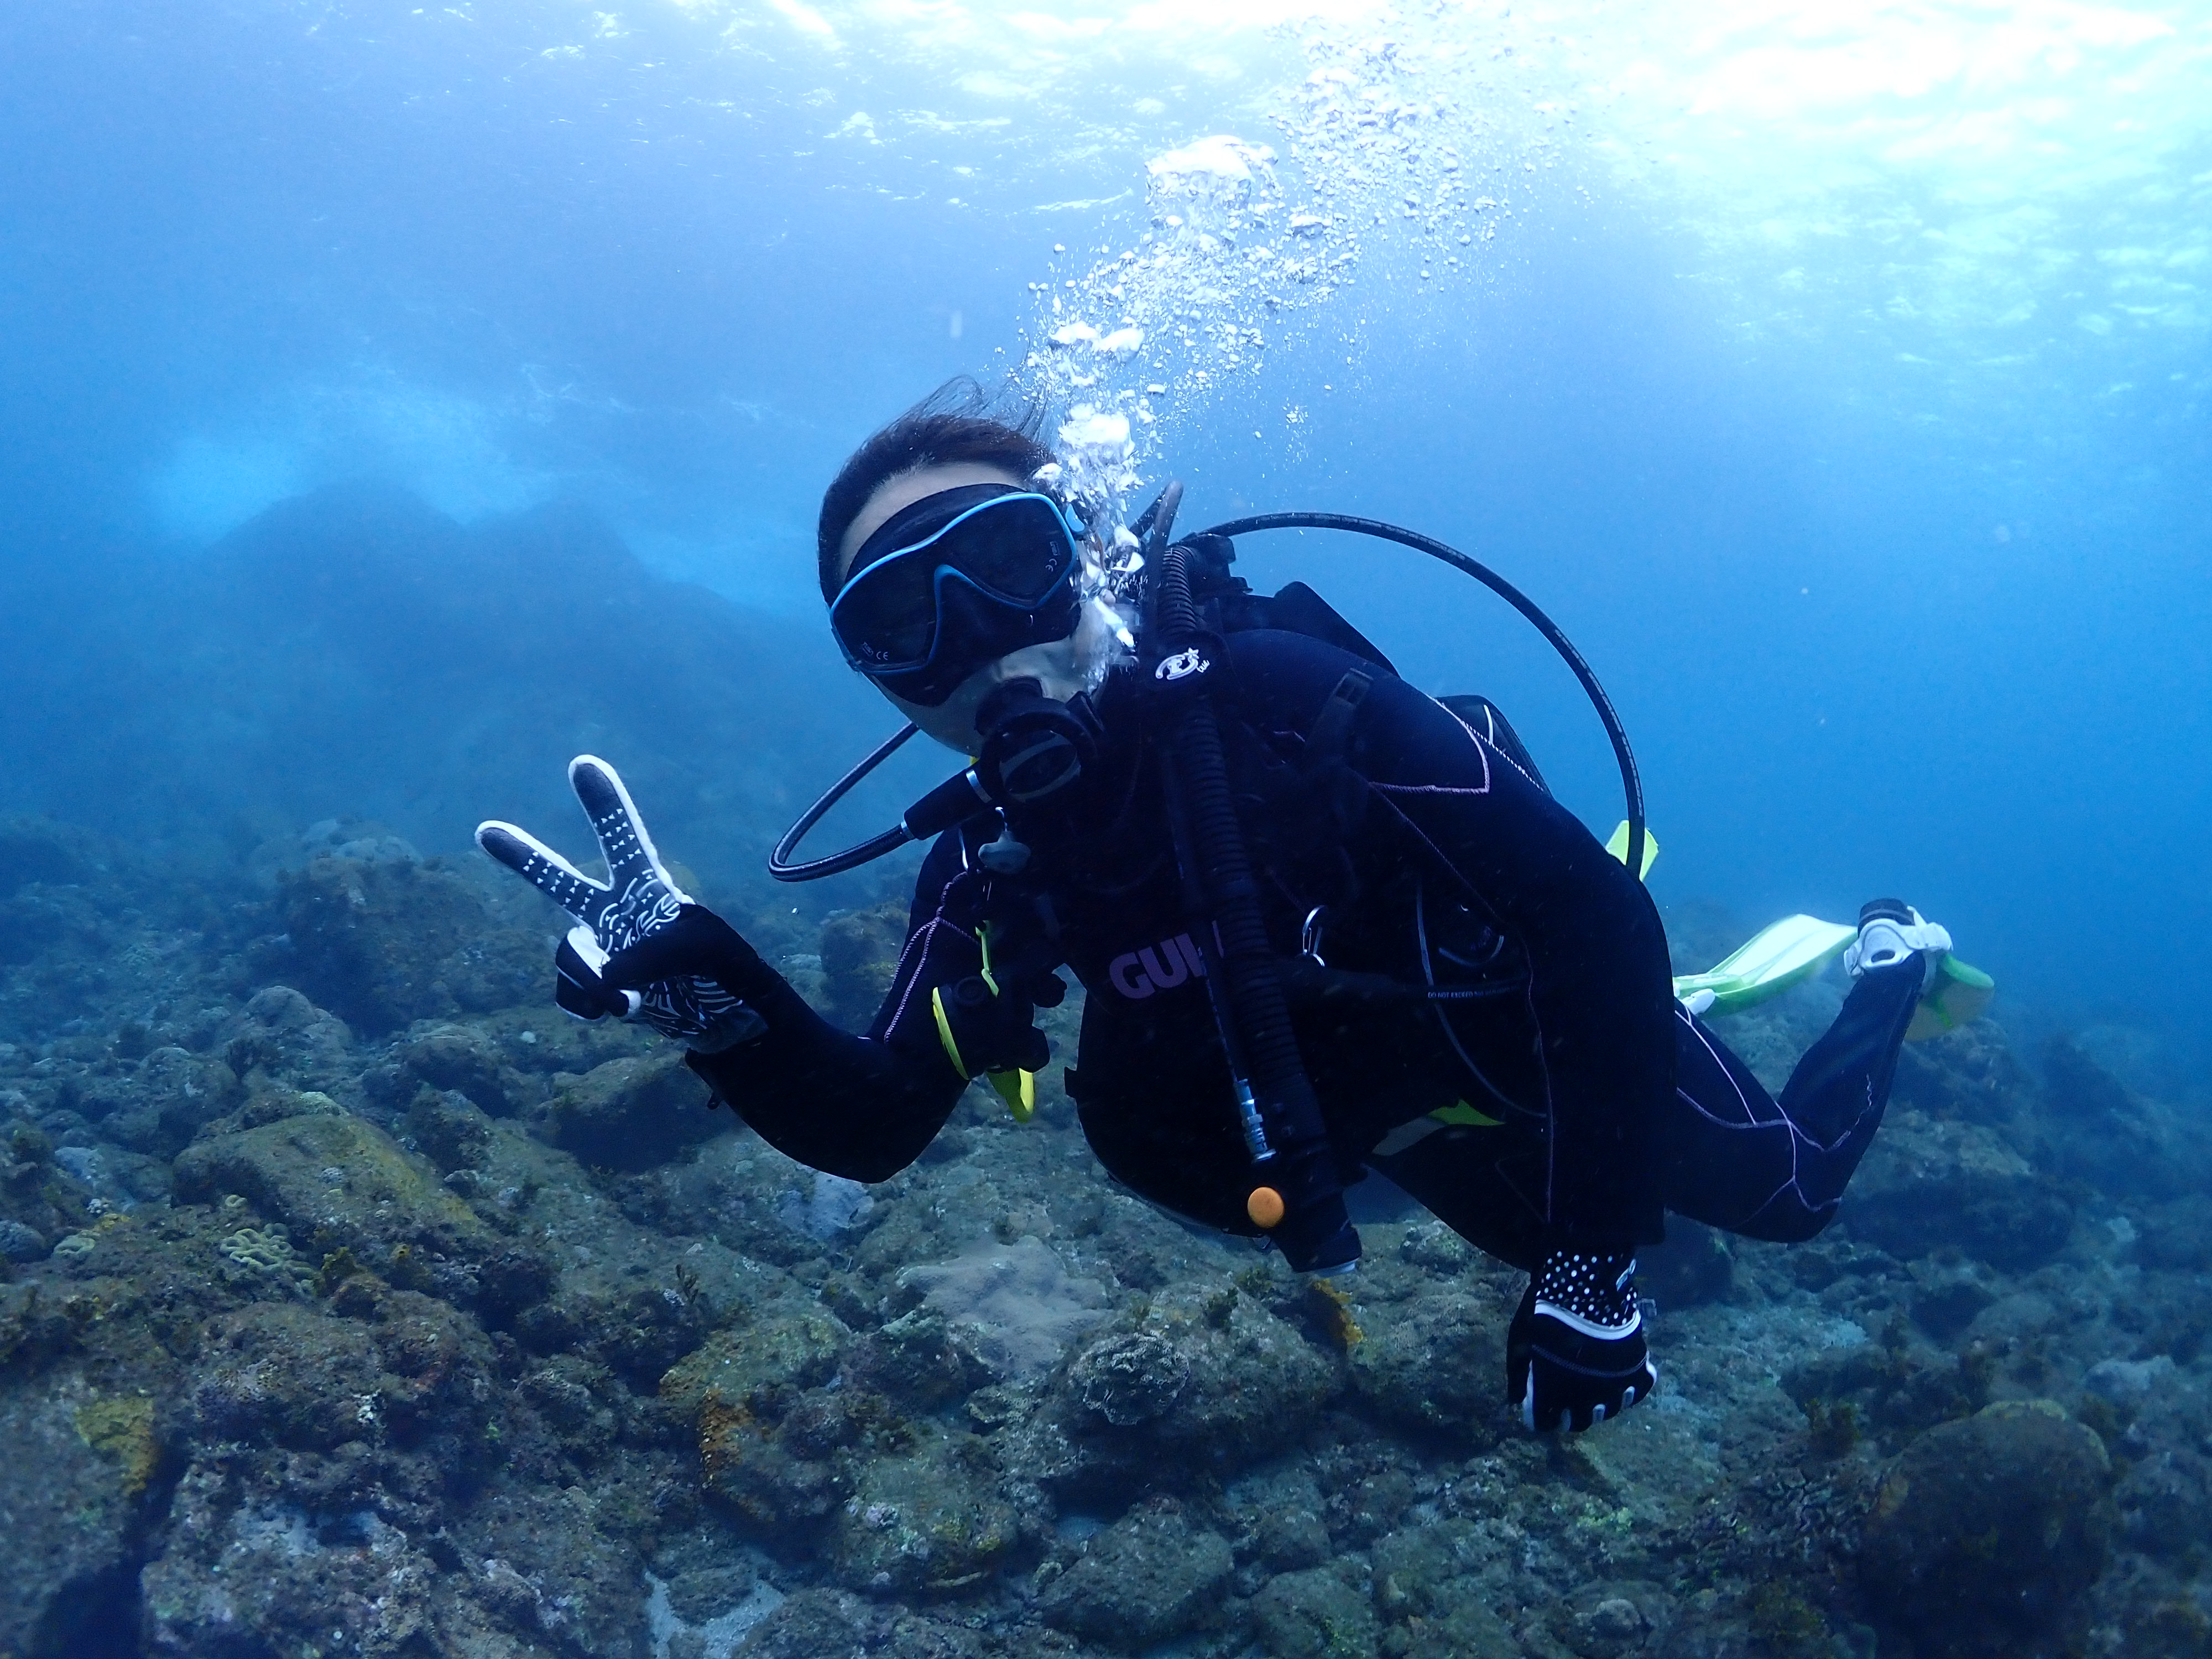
[830,485,1085,708]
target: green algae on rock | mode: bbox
[0,1373,165,1655]
[73,1392,160,1494]
[172,1105,491,1276]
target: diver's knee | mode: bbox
[1724,1203,1833,1247]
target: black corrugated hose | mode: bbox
[1149,524,1361,1276]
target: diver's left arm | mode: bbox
[602,834,1025,1181]
[607,907,970,1182]
[1338,667,1677,1243]
[1326,662,1670,1430]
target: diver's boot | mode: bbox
[1844,899,1952,990]
[1851,900,1997,1040]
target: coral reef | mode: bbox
[215,1223,317,1296]
[1,841,2208,1659]
[817,900,911,1033]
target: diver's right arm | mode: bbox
[604,848,977,1184]
[476,755,970,1184]
[676,963,968,1183]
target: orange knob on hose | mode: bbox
[1246,1186,1286,1229]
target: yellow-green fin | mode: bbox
[986,1069,1036,1123]
[1605,821,1660,881]
[1431,1100,1505,1128]
[1672,915,1856,1015]
[1906,956,1996,1042]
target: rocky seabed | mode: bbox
[3,817,2209,1659]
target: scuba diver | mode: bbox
[478,386,1970,1436]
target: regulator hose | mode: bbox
[769,723,999,882]
[1149,512,1360,1276]
[1197,512,1646,888]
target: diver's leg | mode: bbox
[1662,953,1925,1242]
[1072,1076,1269,1238]
[1366,1121,1548,1271]
[1775,959,1925,1144]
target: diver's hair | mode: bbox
[817,378,1056,602]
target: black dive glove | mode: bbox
[1507,1247,1657,1433]
[477,756,769,1052]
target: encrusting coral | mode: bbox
[215,1224,316,1297]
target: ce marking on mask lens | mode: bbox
[1154,648,1209,682]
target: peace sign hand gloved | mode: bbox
[477,756,770,1052]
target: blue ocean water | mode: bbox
[8,10,2212,1655]
[1,0,2205,1062]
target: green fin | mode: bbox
[1605,821,1660,880]
[1672,915,1857,1015]
[1906,955,1996,1042]
[1431,1099,1505,1129]
[985,1068,1036,1123]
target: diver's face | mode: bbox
[837,462,1093,754]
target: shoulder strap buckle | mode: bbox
[1307,670,1373,765]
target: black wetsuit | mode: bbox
[694,628,1922,1267]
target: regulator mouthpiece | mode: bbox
[975,679,1101,810]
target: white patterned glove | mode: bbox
[477,755,765,1050]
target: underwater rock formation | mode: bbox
[1345,1266,1515,1440]
[1,841,2208,1657]
[1861,1399,2116,1656]
[542,1049,726,1171]
[832,1432,1021,1595]
[0,489,885,893]
[1037,1499,1234,1646]
[817,900,911,1034]
[270,841,547,1036]
[1841,1107,2074,1270]
[0,1371,163,1655]
[1022,1280,1340,1505]
[173,1098,494,1282]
